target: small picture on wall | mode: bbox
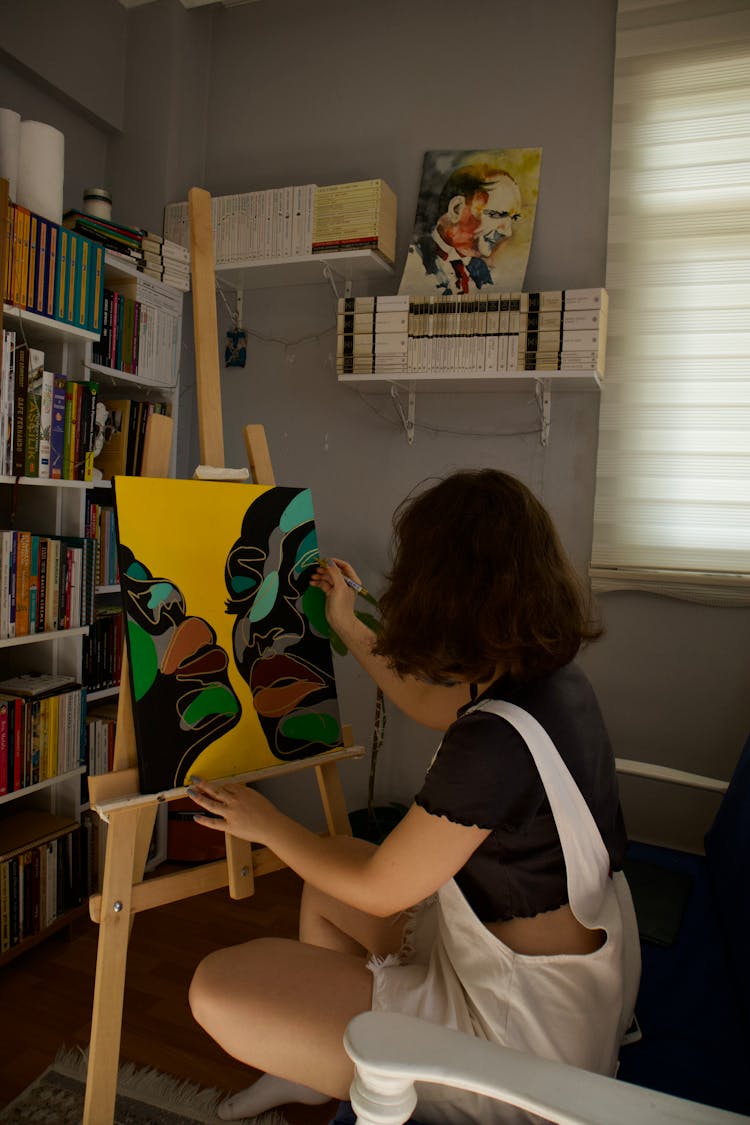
[399,148,542,296]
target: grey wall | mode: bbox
[3,0,748,850]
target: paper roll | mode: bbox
[17,120,65,224]
[0,109,21,199]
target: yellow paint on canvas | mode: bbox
[115,476,283,782]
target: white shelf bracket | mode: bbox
[390,384,416,445]
[322,263,340,300]
[535,379,551,446]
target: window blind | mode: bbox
[590,0,750,605]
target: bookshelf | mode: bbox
[0,248,184,964]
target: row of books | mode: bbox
[101,272,182,389]
[85,498,119,588]
[0,675,87,795]
[0,181,105,335]
[82,606,123,695]
[92,289,142,375]
[86,700,117,777]
[94,398,170,481]
[163,178,397,266]
[0,811,93,953]
[0,338,100,481]
[64,211,190,294]
[0,530,97,640]
[335,289,608,376]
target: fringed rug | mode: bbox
[0,1047,291,1125]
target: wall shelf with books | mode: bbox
[88,362,177,393]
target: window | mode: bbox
[590,0,750,605]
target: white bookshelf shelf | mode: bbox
[0,626,89,650]
[338,370,602,393]
[0,475,92,489]
[88,362,177,392]
[216,248,393,291]
[2,304,98,345]
[86,686,120,702]
[0,767,86,807]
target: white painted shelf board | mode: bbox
[0,626,88,649]
[0,476,91,488]
[216,249,393,290]
[87,686,120,702]
[88,362,177,392]
[338,371,602,393]
[2,304,98,344]
[0,767,86,807]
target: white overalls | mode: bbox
[369,699,642,1125]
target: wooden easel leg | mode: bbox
[83,805,150,1125]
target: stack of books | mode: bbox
[83,611,122,696]
[335,288,607,376]
[313,179,396,265]
[89,274,182,388]
[85,699,118,776]
[163,184,317,263]
[0,341,101,482]
[63,210,144,271]
[139,231,190,291]
[0,183,106,335]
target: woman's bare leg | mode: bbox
[190,936,374,1108]
[299,836,408,958]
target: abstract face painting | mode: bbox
[114,477,342,795]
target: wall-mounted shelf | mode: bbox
[338,370,602,446]
[338,370,601,393]
[216,248,393,291]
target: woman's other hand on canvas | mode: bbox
[309,556,358,634]
[187,777,280,844]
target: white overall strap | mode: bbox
[471,698,611,928]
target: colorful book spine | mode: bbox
[50,377,67,480]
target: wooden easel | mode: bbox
[82,187,364,1124]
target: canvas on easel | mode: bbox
[113,475,343,793]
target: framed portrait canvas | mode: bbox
[113,476,342,795]
[399,148,543,297]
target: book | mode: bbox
[0,672,78,699]
[50,376,67,480]
[29,368,54,479]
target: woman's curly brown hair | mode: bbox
[373,469,602,685]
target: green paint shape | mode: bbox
[148,582,176,610]
[126,560,149,580]
[293,529,318,576]
[183,685,240,728]
[249,570,279,622]
[280,711,340,746]
[127,621,159,701]
[279,490,313,533]
[302,586,329,636]
[231,575,257,595]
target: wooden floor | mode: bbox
[0,866,338,1124]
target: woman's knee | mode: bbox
[189,940,272,1027]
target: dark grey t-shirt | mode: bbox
[414,663,627,922]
